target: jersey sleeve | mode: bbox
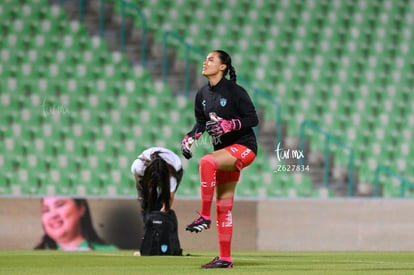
[186,90,206,137]
[236,86,259,129]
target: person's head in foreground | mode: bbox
[34,197,117,251]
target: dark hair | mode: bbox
[34,198,107,250]
[215,50,237,82]
[140,152,176,213]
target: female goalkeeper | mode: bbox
[181,50,258,269]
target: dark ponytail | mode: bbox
[141,152,171,212]
[215,50,237,83]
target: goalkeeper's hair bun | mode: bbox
[215,50,237,83]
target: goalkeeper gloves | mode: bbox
[181,133,201,159]
[206,112,241,138]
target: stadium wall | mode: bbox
[1,198,413,251]
[257,199,414,251]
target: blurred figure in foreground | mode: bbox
[34,197,118,251]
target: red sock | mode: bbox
[216,197,234,262]
[199,154,218,219]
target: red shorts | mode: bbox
[216,144,256,184]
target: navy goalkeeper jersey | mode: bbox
[187,77,259,154]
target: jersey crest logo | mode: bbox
[161,244,168,253]
[220,98,227,107]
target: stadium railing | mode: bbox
[161,31,204,98]
[373,165,414,198]
[248,87,282,149]
[299,120,355,196]
[120,0,147,66]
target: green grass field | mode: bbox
[1,250,414,275]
